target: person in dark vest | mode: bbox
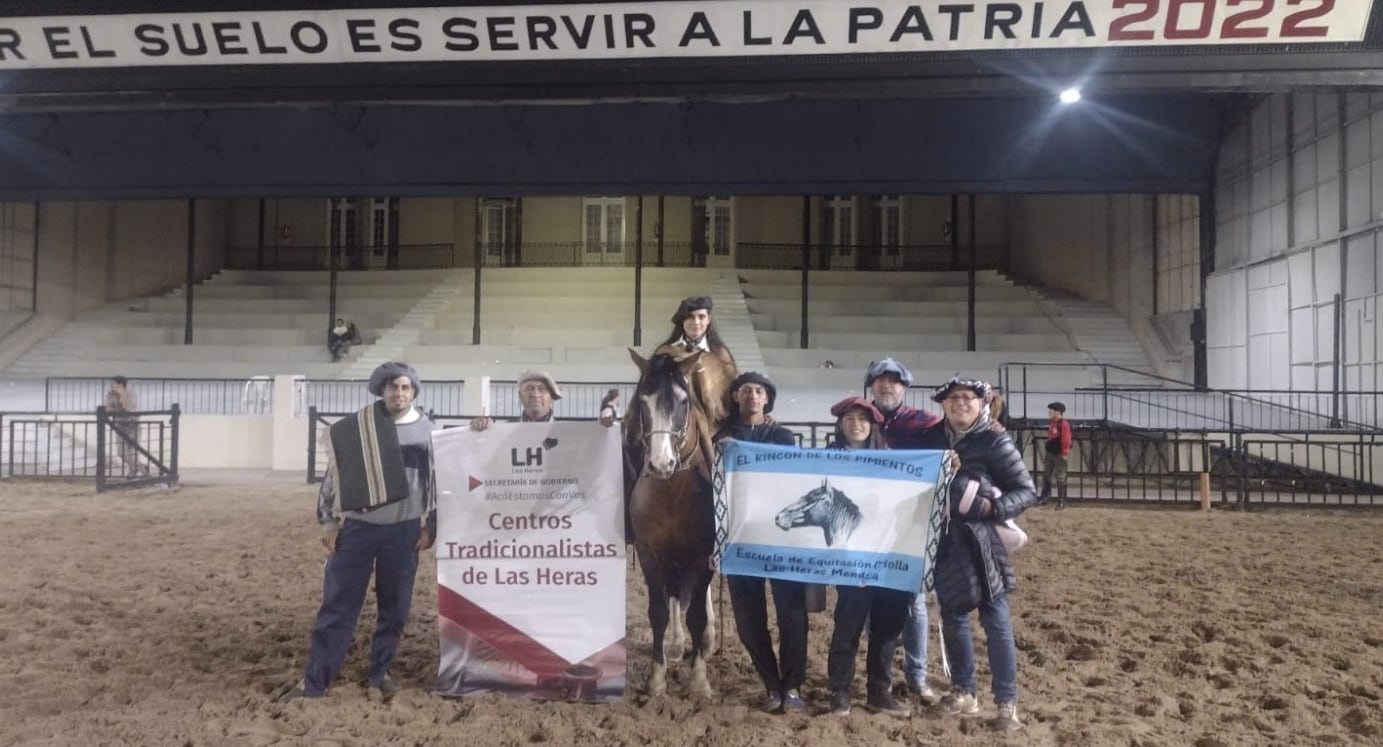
[277,362,436,703]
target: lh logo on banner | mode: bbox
[713,441,951,593]
[432,422,625,702]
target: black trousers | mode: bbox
[827,585,911,694]
[727,575,809,695]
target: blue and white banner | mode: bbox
[713,441,951,593]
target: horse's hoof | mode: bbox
[648,663,667,696]
[690,659,713,700]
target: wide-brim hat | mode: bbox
[517,370,563,400]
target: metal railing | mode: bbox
[298,379,465,418]
[998,362,1383,432]
[736,242,1003,271]
[1014,423,1383,507]
[2,407,180,491]
[45,377,274,415]
[488,381,631,420]
[225,243,457,271]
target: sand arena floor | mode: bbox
[0,475,1380,746]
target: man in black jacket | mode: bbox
[915,375,1038,732]
[715,372,810,713]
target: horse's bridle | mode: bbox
[641,402,701,476]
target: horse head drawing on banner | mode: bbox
[629,349,708,480]
[776,478,863,547]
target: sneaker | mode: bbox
[828,691,851,716]
[941,691,980,716]
[760,692,783,713]
[274,683,311,704]
[864,688,911,718]
[908,681,940,706]
[369,675,399,702]
[995,701,1023,731]
[781,690,806,712]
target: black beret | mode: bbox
[672,296,713,324]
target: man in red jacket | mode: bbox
[1041,401,1073,509]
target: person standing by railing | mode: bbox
[1040,401,1072,510]
[104,376,144,476]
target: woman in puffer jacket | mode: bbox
[915,375,1037,732]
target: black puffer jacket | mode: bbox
[917,422,1037,613]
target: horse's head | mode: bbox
[775,478,860,546]
[775,478,839,530]
[629,349,704,479]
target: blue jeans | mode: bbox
[940,594,1018,704]
[303,519,420,695]
[901,592,928,687]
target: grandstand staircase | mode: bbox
[5,315,138,377]
[712,273,765,372]
[1028,288,1155,383]
[339,270,469,380]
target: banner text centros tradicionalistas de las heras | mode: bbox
[432,421,624,702]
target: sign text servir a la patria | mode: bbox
[0,1,1372,70]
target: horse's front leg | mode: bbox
[645,582,671,696]
[665,592,687,662]
[684,569,716,699]
[701,581,718,657]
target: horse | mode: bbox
[775,478,862,547]
[625,348,718,698]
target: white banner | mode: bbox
[432,421,624,701]
[0,1,1372,70]
[714,441,951,593]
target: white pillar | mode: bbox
[271,374,307,471]
[464,375,492,417]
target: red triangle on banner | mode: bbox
[468,475,483,491]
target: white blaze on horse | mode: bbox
[625,349,718,699]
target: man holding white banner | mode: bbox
[432,412,625,701]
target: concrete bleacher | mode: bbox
[3,269,439,379]
[3,265,1158,425]
[403,267,726,380]
[741,269,1100,399]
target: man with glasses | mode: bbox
[862,358,942,705]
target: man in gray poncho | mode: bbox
[277,362,437,703]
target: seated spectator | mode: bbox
[328,318,362,362]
